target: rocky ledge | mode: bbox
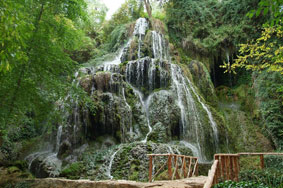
[27,177,207,188]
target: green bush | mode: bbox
[240,169,283,188]
[264,156,283,171]
[4,182,30,188]
[214,180,271,188]
[60,162,85,180]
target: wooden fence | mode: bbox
[204,152,283,188]
[148,154,198,182]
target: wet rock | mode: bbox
[188,60,217,104]
[147,90,180,140]
[29,153,62,178]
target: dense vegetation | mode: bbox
[0,0,282,187]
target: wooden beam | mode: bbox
[225,156,230,180]
[175,156,180,179]
[182,156,187,178]
[187,157,192,177]
[238,152,283,156]
[215,155,220,183]
[229,156,235,181]
[260,154,264,169]
[167,155,172,180]
[233,156,239,182]
[149,155,153,182]
[203,160,219,188]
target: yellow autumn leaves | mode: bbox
[221,25,283,74]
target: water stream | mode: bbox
[186,78,219,152]
[106,146,122,179]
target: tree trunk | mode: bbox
[144,0,152,18]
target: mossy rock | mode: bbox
[8,166,20,174]
[60,162,85,180]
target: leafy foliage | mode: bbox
[222,26,283,74]
[254,71,283,149]
[165,0,263,55]
[239,169,283,187]
[247,0,283,26]
[214,180,271,188]
[0,0,90,145]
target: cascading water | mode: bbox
[180,141,202,160]
[122,88,133,134]
[55,125,62,154]
[170,64,207,162]
[133,18,148,59]
[26,17,223,179]
[106,146,122,179]
[186,78,219,152]
[128,85,153,143]
[151,31,168,60]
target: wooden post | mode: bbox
[215,155,220,183]
[195,159,199,176]
[187,157,192,177]
[149,155,153,182]
[233,156,239,182]
[175,156,180,179]
[182,156,187,178]
[221,156,226,180]
[260,154,264,169]
[168,155,172,179]
[225,156,230,180]
[230,156,234,181]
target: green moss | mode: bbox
[13,160,28,171]
[8,166,20,174]
[60,162,84,180]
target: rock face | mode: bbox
[25,18,225,180]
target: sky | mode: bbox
[101,0,126,20]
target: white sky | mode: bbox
[101,0,126,20]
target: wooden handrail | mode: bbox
[203,160,219,188]
[205,152,283,188]
[148,153,198,182]
[238,152,283,156]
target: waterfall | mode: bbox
[167,145,174,154]
[106,146,122,179]
[180,141,202,161]
[151,31,168,60]
[170,64,205,161]
[55,125,62,154]
[122,88,133,134]
[186,78,219,152]
[128,86,153,143]
[133,18,148,59]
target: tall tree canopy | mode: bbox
[0,0,90,135]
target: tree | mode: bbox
[222,26,283,74]
[222,0,283,74]
[0,0,90,138]
[144,0,152,18]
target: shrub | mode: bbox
[240,169,283,188]
[214,180,271,188]
[60,162,85,180]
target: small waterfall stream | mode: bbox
[106,146,122,179]
[55,125,62,154]
[186,78,219,152]
[134,18,148,59]
[170,64,205,161]
[129,86,153,143]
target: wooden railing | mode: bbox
[148,154,198,182]
[204,152,283,188]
